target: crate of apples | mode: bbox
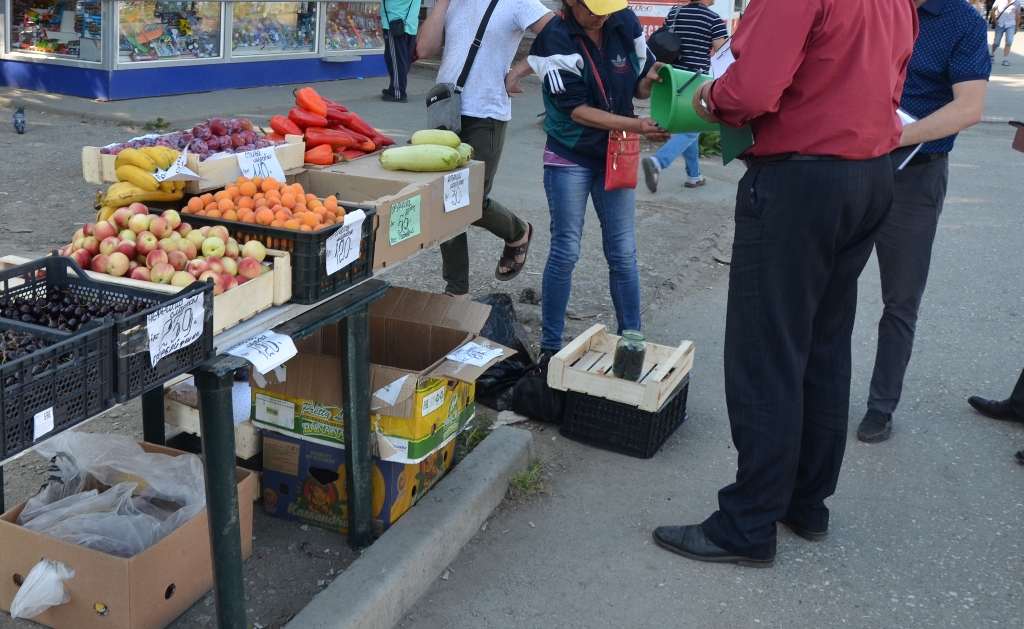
[181,176,346,232]
[62,204,270,296]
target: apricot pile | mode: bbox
[181,176,346,232]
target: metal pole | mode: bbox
[340,309,374,549]
[140,386,166,446]
[194,366,246,629]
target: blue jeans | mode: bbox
[994,25,1015,48]
[541,165,641,350]
[652,132,701,180]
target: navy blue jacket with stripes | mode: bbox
[528,10,654,171]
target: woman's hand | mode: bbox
[637,117,670,142]
[692,81,719,123]
[646,62,665,84]
[505,72,525,98]
[635,62,665,99]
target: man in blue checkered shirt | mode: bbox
[857,0,991,443]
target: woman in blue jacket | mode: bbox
[525,0,668,352]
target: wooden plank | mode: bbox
[560,366,644,406]
[638,363,658,384]
[548,324,605,391]
[654,345,695,411]
[164,396,263,460]
[574,350,602,372]
[589,353,614,375]
[269,248,292,305]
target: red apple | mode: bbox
[202,237,226,258]
[146,250,168,269]
[72,228,85,242]
[235,275,249,286]
[199,226,211,237]
[161,210,182,230]
[90,254,109,273]
[150,262,175,284]
[185,231,206,249]
[119,229,137,243]
[116,240,137,260]
[70,249,92,269]
[241,240,267,262]
[170,271,195,287]
[82,222,96,237]
[206,256,225,274]
[106,252,130,277]
[136,232,159,255]
[128,202,149,215]
[81,237,100,256]
[158,239,180,254]
[99,236,120,257]
[112,208,134,230]
[178,240,198,260]
[176,223,193,237]
[149,217,172,239]
[209,225,230,243]
[61,244,74,257]
[224,238,240,259]
[128,213,151,235]
[128,260,139,272]
[222,274,238,291]
[237,257,262,280]
[198,270,224,295]
[220,257,238,276]
[186,259,210,279]
[93,221,118,241]
[167,251,188,272]
[130,266,151,282]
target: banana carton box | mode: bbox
[262,432,456,536]
[250,286,513,463]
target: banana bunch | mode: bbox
[102,147,185,214]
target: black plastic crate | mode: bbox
[0,318,114,461]
[559,375,689,459]
[168,207,375,304]
[0,257,214,403]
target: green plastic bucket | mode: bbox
[650,65,719,134]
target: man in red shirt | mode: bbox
[652,0,918,566]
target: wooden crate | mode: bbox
[548,324,694,413]
[164,391,262,461]
[81,135,305,194]
[0,249,291,335]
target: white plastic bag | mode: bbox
[9,559,74,619]
[17,432,206,557]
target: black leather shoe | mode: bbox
[381,93,408,103]
[1015,449,1024,465]
[968,396,1023,422]
[778,517,827,542]
[857,409,892,443]
[652,525,774,568]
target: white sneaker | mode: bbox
[1003,59,1011,66]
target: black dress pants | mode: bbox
[383,28,415,100]
[701,155,894,560]
[1011,367,1024,417]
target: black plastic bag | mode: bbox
[510,354,566,424]
[473,293,535,364]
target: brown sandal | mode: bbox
[495,222,532,281]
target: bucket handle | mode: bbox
[676,71,706,94]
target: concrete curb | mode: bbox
[284,426,534,629]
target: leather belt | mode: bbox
[743,153,841,167]
[904,151,948,168]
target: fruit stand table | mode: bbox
[138,277,388,629]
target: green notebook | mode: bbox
[720,124,754,166]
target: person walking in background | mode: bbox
[991,0,1020,64]
[856,0,990,444]
[968,367,1024,463]
[641,0,727,192]
[381,0,421,102]
[416,0,553,298]
[527,0,669,353]
[651,0,917,566]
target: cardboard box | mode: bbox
[81,135,305,194]
[0,443,255,629]
[262,432,455,536]
[295,158,484,271]
[250,286,513,463]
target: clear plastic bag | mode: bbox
[16,432,206,558]
[9,559,74,619]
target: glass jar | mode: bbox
[612,330,647,381]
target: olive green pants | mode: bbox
[439,115,528,295]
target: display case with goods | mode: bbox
[231,1,317,57]
[6,0,103,61]
[324,1,383,53]
[117,1,223,63]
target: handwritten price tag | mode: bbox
[325,209,366,275]
[226,331,298,375]
[446,342,504,367]
[237,146,286,181]
[146,293,205,367]
[154,147,201,182]
[388,195,421,246]
[443,169,470,212]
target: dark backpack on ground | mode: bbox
[510,353,567,424]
